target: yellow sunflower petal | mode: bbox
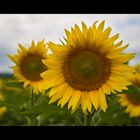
[111,53,135,65]
[109,33,119,43]
[48,83,66,97]
[98,89,107,112]
[81,92,92,113]
[102,27,112,39]
[82,21,88,33]
[97,20,105,32]
[68,90,81,110]
[59,86,73,108]
[90,91,100,110]
[49,92,64,104]
[106,44,128,57]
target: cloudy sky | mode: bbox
[0,14,140,73]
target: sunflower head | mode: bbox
[8,40,48,93]
[0,92,6,117]
[0,93,4,101]
[118,69,140,117]
[0,107,7,117]
[41,20,135,113]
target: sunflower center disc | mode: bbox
[127,88,140,106]
[20,55,46,81]
[63,49,110,91]
[133,79,140,87]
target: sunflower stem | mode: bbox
[30,89,36,126]
[84,110,96,126]
[90,109,96,126]
[71,113,83,126]
[84,112,91,126]
[31,91,34,107]
[84,114,90,126]
[91,117,96,126]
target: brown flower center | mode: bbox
[126,84,140,106]
[20,54,47,81]
[63,47,111,91]
[127,93,140,106]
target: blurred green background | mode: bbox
[0,74,140,126]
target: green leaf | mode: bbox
[0,85,29,111]
[93,96,131,126]
[20,101,62,118]
[3,79,24,89]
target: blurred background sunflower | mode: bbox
[118,64,140,117]
[0,79,7,118]
[7,40,48,93]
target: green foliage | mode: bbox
[93,96,132,126]
[0,78,74,125]
[3,79,24,89]
[20,95,74,125]
[0,77,140,126]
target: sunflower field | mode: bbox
[0,19,140,126]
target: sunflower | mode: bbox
[0,107,7,117]
[41,20,135,113]
[135,63,140,73]
[0,81,7,117]
[0,79,4,100]
[118,65,140,117]
[0,93,4,101]
[0,93,7,117]
[8,40,48,93]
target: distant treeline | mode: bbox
[0,73,13,78]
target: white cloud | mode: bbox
[0,14,140,73]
